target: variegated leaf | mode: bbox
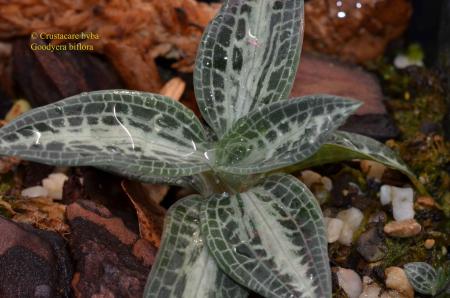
[404,262,438,295]
[194,0,304,137]
[144,195,248,298]
[98,165,195,187]
[0,90,211,178]
[289,131,425,192]
[215,95,361,174]
[201,174,331,298]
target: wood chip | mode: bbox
[159,77,186,101]
[121,180,166,248]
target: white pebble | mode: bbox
[337,267,363,298]
[380,185,393,205]
[359,276,382,298]
[337,208,364,245]
[21,186,48,198]
[321,176,333,191]
[339,223,355,246]
[394,54,423,69]
[42,173,69,199]
[392,190,414,221]
[324,217,344,243]
[300,170,322,188]
[380,185,415,220]
[338,207,364,231]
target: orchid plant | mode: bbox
[404,262,450,297]
[0,0,417,297]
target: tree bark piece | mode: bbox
[291,54,401,140]
[292,53,386,115]
[1,0,218,92]
[0,216,72,298]
[66,200,156,298]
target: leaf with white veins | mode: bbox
[215,95,361,174]
[144,195,247,298]
[0,90,211,178]
[201,174,331,298]
[288,131,425,193]
[194,0,304,137]
[404,262,438,295]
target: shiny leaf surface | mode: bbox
[201,174,331,298]
[215,96,360,174]
[144,195,247,298]
[194,0,304,137]
[0,90,211,178]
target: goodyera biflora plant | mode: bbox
[404,262,450,297]
[0,0,419,297]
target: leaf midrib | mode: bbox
[243,190,315,296]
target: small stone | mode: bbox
[299,170,322,188]
[324,217,344,243]
[392,191,414,221]
[357,227,386,262]
[385,267,414,298]
[416,196,436,208]
[321,176,333,191]
[339,224,355,246]
[380,185,415,220]
[336,267,363,298]
[384,219,422,238]
[361,160,386,181]
[424,239,435,249]
[380,290,405,298]
[380,185,393,205]
[299,170,333,204]
[21,186,49,198]
[359,276,382,298]
[337,207,364,246]
[338,207,364,231]
[394,54,423,69]
[42,173,68,199]
[311,183,330,204]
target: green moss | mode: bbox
[369,59,450,209]
[383,238,429,269]
[406,43,425,62]
[442,193,450,218]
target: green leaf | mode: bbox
[194,0,304,137]
[144,195,248,298]
[289,131,426,193]
[201,174,331,298]
[404,262,438,295]
[0,90,211,178]
[215,95,361,174]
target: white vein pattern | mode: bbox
[194,0,304,137]
[404,262,439,295]
[0,90,211,178]
[201,174,331,298]
[144,195,248,298]
[216,95,361,174]
[296,131,414,179]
